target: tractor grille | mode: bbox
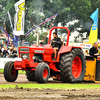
[20,48,29,52]
[20,53,30,60]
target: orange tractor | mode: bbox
[4,27,86,83]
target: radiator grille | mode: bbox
[20,48,29,52]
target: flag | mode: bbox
[14,0,25,36]
[7,11,14,33]
[89,8,98,44]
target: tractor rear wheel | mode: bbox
[4,61,18,82]
[35,63,50,83]
[25,71,35,81]
[59,48,86,83]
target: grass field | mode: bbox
[0,69,100,89]
[0,69,25,74]
[0,83,100,89]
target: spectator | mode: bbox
[63,41,66,46]
[10,48,18,58]
[3,47,9,57]
[2,46,4,52]
[8,48,13,55]
[12,45,15,50]
[0,46,3,57]
[40,40,44,46]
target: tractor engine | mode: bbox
[33,54,43,63]
[14,44,54,71]
[20,47,44,63]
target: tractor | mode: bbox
[4,27,86,83]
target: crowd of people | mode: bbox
[0,45,18,58]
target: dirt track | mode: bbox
[0,74,99,85]
[0,74,61,84]
[0,87,100,100]
[0,74,100,100]
[0,74,29,85]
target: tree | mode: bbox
[1,0,100,44]
[0,0,16,34]
[64,0,100,38]
[25,0,44,33]
[25,33,36,44]
[42,0,73,27]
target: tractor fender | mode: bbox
[57,46,82,62]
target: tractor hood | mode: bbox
[18,44,54,54]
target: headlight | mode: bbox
[22,54,27,59]
[32,56,37,60]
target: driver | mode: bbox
[51,32,62,60]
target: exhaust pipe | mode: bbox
[37,33,39,46]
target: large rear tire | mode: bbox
[25,71,35,81]
[59,48,86,83]
[4,61,18,82]
[35,63,50,83]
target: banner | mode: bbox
[14,0,25,36]
[89,8,98,44]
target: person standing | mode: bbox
[0,46,3,57]
[89,42,99,59]
[3,47,9,57]
[12,48,18,58]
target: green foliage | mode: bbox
[25,32,48,45]
[0,0,100,43]
[25,0,44,33]
[40,32,48,44]
[0,0,16,34]
[64,0,100,38]
[43,0,72,26]
[65,0,92,21]
[25,34,36,44]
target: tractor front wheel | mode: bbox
[35,63,50,83]
[4,61,18,82]
[59,48,86,83]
